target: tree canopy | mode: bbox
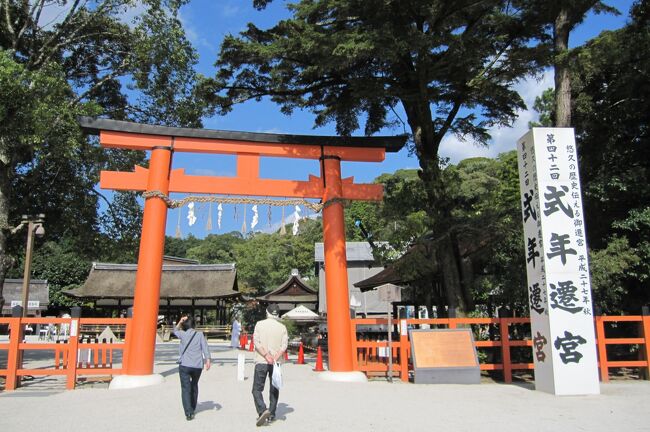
[2,0,646,319]
[514,0,618,126]
[571,2,650,312]
[0,0,207,310]
[531,1,650,312]
[205,0,550,314]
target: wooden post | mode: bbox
[20,221,36,317]
[399,319,409,382]
[594,316,609,382]
[499,317,512,383]
[5,317,21,390]
[350,319,358,370]
[66,318,80,390]
[122,317,133,370]
[641,307,650,380]
[126,145,172,375]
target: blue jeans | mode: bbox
[179,365,202,416]
[252,363,279,416]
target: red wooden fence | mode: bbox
[3,315,649,390]
[0,317,131,390]
[351,316,650,383]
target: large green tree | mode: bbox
[0,0,207,310]
[517,0,618,126]
[571,1,650,312]
[530,1,650,312]
[345,153,525,317]
[206,0,547,314]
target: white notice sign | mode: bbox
[11,300,40,308]
[517,128,599,395]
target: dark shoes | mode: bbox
[256,409,271,427]
[186,413,195,421]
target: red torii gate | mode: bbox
[80,117,406,380]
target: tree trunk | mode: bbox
[451,230,475,312]
[438,234,467,314]
[554,6,572,127]
[435,281,446,318]
[0,147,13,313]
[402,97,471,314]
[424,280,434,319]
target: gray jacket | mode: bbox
[173,328,210,369]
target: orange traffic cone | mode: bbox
[240,334,247,350]
[297,342,305,365]
[249,338,255,352]
[313,345,324,372]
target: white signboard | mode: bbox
[70,320,78,337]
[11,300,40,308]
[517,128,599,395]
[400,320,408,336]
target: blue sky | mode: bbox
[151,0,636,239]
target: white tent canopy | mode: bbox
[281,304,320,321]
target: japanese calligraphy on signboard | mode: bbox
[517,128,599,395]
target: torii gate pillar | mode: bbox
[111,145,172,388]
[128,145,172,375]
[321,156,354,371]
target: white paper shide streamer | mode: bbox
[251,205,259,230]
[187,202,197,226]
[292,205,301,236]
[217,203,223,229]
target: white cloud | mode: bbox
[439,70,554,164]
[258,127,284,134]
[178,8,214,50]
[36,1,146,29]
[220,4,241,18]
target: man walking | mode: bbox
[252,304,288,426]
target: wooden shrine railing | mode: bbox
[0,317,131,391]
[351,316,650,383]
[595,315,650,382]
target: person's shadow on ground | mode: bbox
[273,402,294,422]
[159,367,178,378]
[196,401,222,413]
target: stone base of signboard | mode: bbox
[413,367,480,384]
[109,374,165,390]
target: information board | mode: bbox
[409,329,480,384]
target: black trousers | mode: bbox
[179,365,202,416]
[252,363,279,416]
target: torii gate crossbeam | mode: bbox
[80,117,406,381]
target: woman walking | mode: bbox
[174,315,211,421]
